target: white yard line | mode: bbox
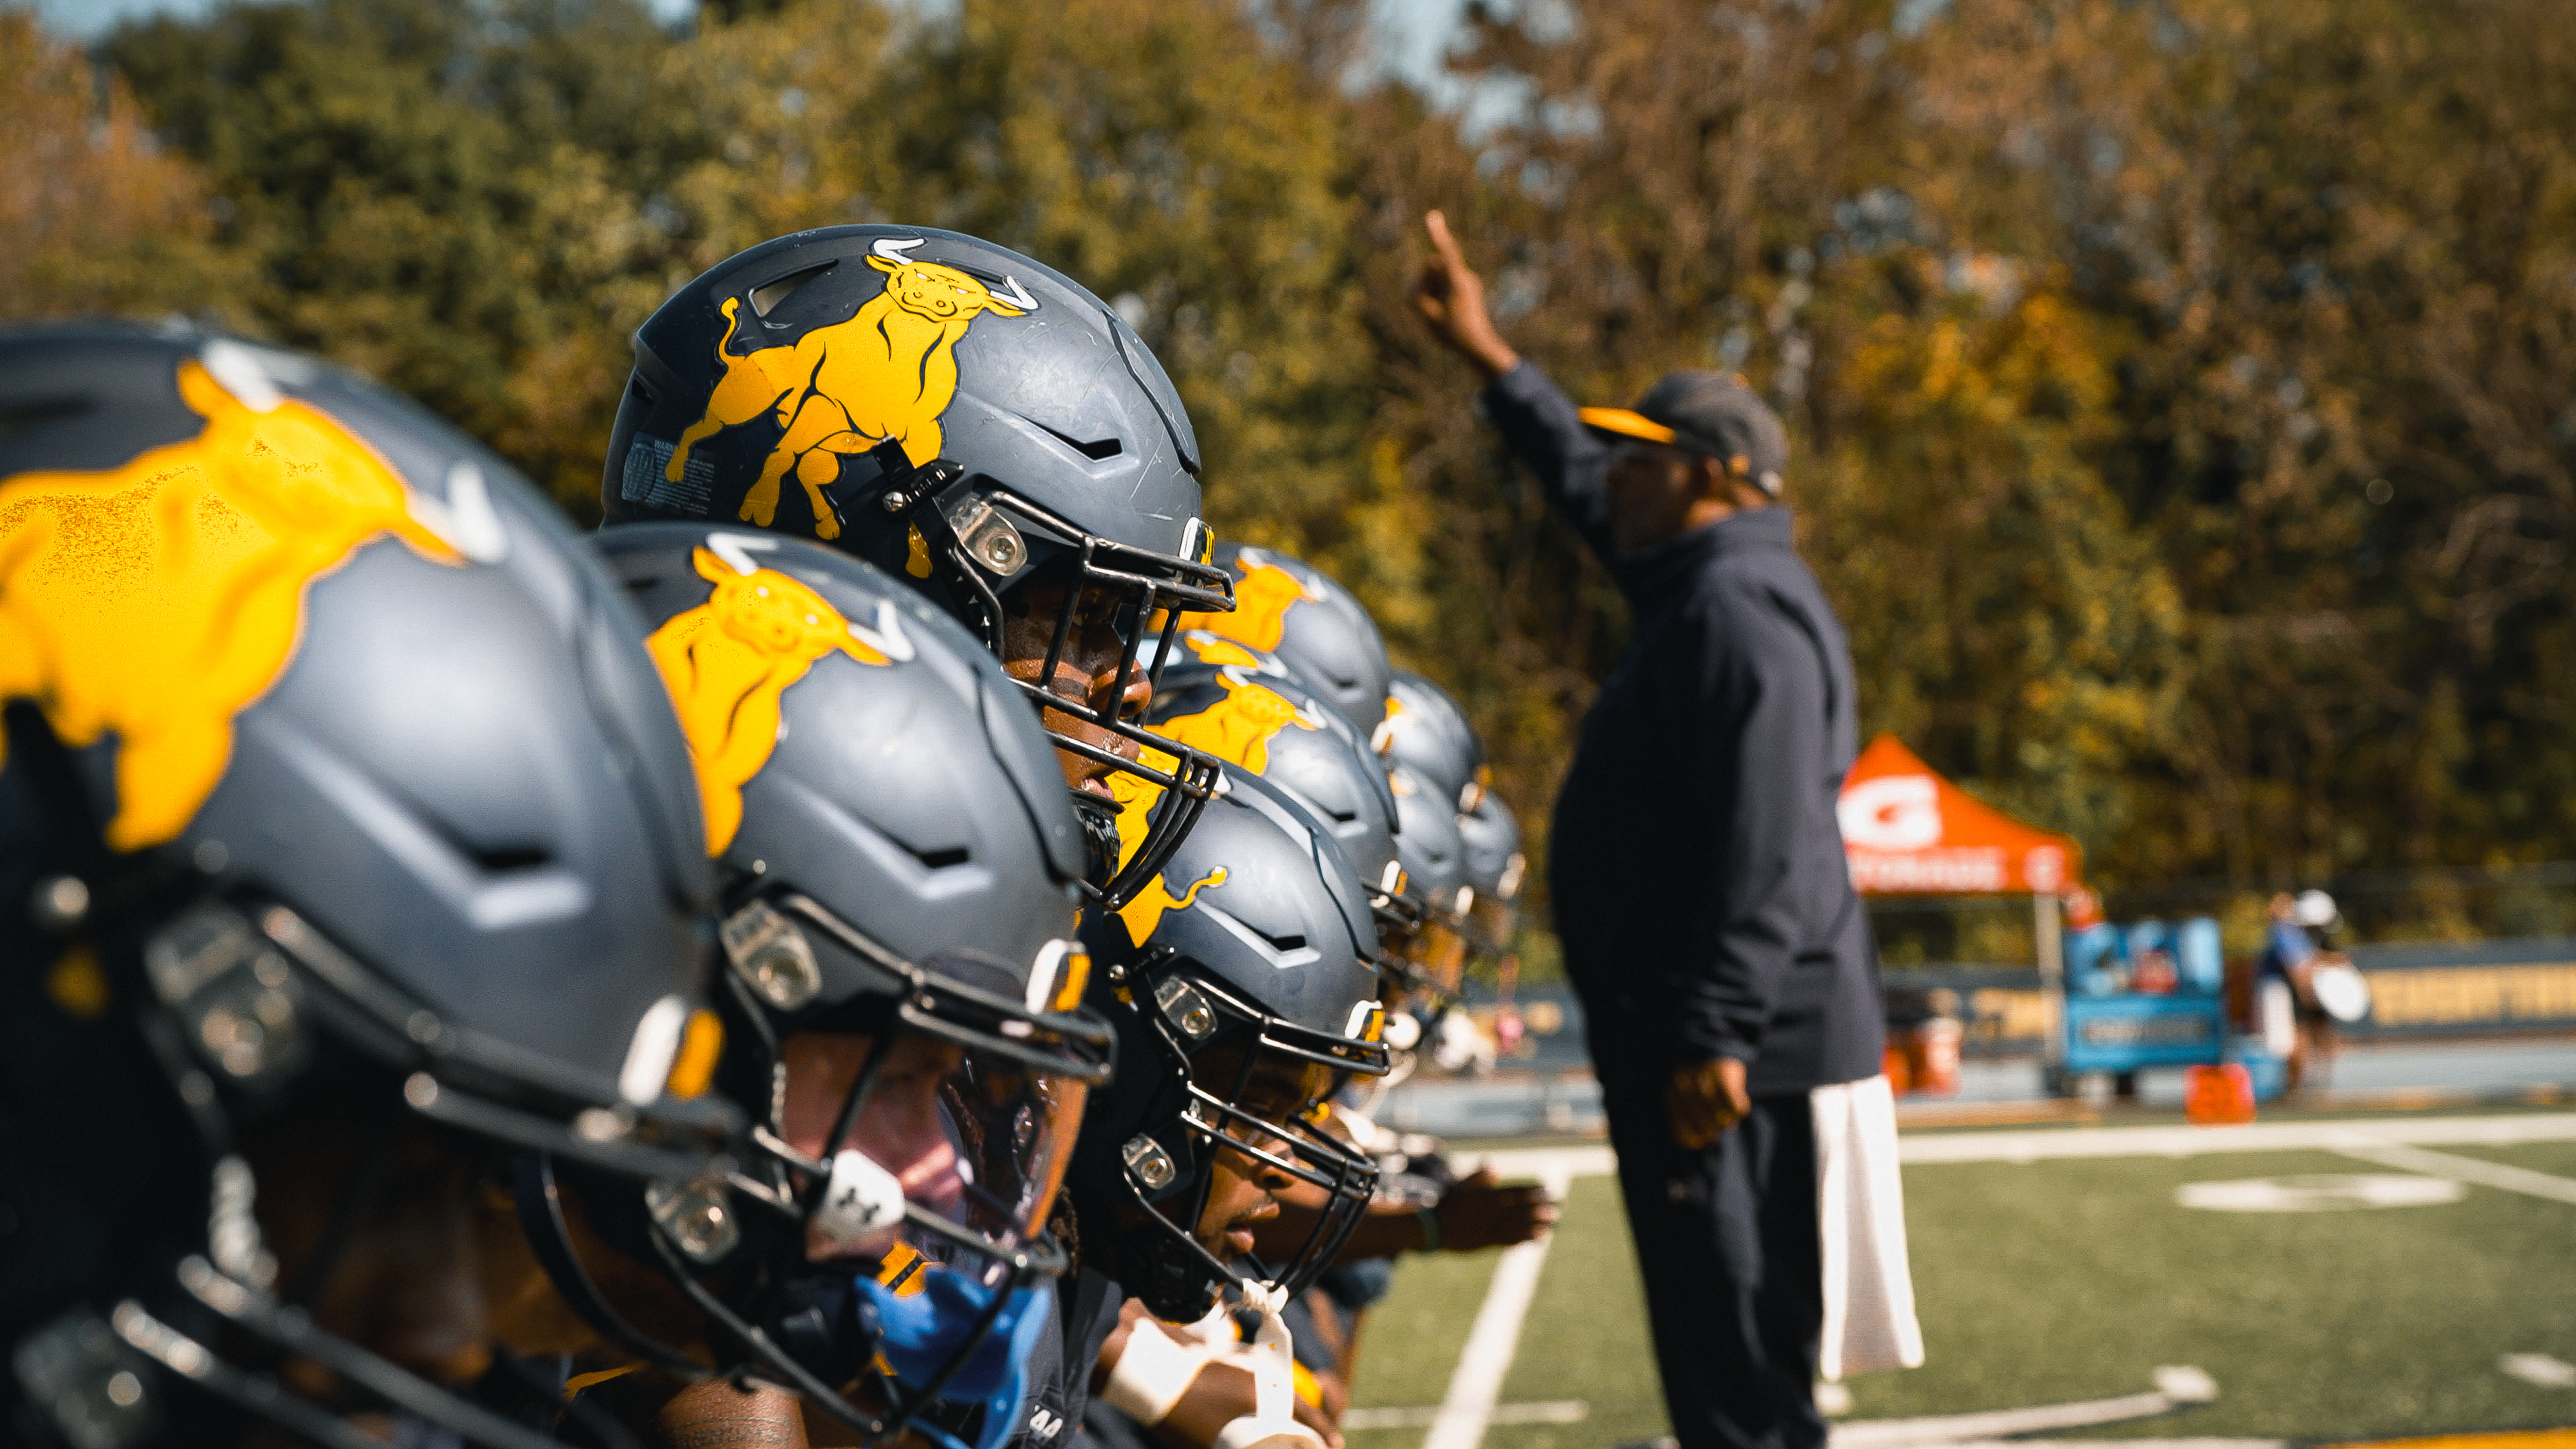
[1471,1113,2576,1179]
[1898,1111,2576,1165]
[1831,1391,2174,1447]
[2324,1138,2576,1208]
[1471,1145,1615,1181]
[1832,1368,2229,1448]
[1419,1164,1575,1449]
[1900,1440,2286,1449]
[1344,1401,1588,1430]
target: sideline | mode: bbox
[1418,1164,1574,1449]
[1468,1112,2576,1180]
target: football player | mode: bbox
[470,526,1120,1449]
[1455,790,1529,1018]
[1379,672,1485,816]
[0,325,727,1449]
[1167,552,1464,1012]
[600,226,1236,911]
[1051,778,1392,1449]
[1140,638,1413,957]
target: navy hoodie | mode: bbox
[1483,362,1883,1095]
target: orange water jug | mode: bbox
[1883,1042,1913,1094]
[2184,1063,2257,1125]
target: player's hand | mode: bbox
[1668,1057,1751,1150]
[1433,1166,1558,1251]
[1411,211,1522,380]
[1155,1360,1344,1449]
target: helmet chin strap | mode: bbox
[1212,1279,1323,1449]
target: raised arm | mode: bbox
[1411,212,1619,562]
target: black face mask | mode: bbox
[870,442,1235,912]
[513,890,1114,1448]
[1075,957,1387,1322]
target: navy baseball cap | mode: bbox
[1580,370,1787,497]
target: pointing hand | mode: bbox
[1411,211,1522,380]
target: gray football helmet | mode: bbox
[586,525,1110,1447]
[1177,544,1392,735]
[1142,651,1408,925]
[1069,775,1388,1320]
[601,225,1234,912]
[1383,670,1487,815]
[0,324,724,1449]
[1387,765,1474,998]
[1456,790,1527,957]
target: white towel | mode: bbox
[2259,978,2298,1057]
[1811,1074,1924,1381]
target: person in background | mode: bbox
[2257,892,2318,1090]
[2293,889,2352,1087]
[1412,212,1916,1449]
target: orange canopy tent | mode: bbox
[1837,734,2085,1064]
[1837,734,2082,896]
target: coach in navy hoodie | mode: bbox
[1414,212,1883,1449]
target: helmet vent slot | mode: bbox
[748,260,837,319]
[0,392,95,439]
[909,846,971,870]
[1028,417,1124,461]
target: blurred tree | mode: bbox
[0,11,243,319]
[873,0,1393,608]
[30,0,2573,936]
[1340,0,2576,924]
[104,0,684,504]
[1904,0,2576,883]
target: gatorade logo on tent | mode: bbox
[1838,735,2082,896]
[1839,775,1941,851]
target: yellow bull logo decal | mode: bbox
[1097,673,1318,945]
[0,352,470,851]
[1101,741,1220,945]
[645,537,910,855]
[1175,550,1318,653]
[1151,674,1316,779]
[1114,862,1227,951]
[667,237,1037,542]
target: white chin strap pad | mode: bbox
[1212,1279,1324,1449]
[810,1148,906,1255]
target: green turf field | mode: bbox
[1344,1129,2576,1448]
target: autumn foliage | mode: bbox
[13,0,2575,932]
